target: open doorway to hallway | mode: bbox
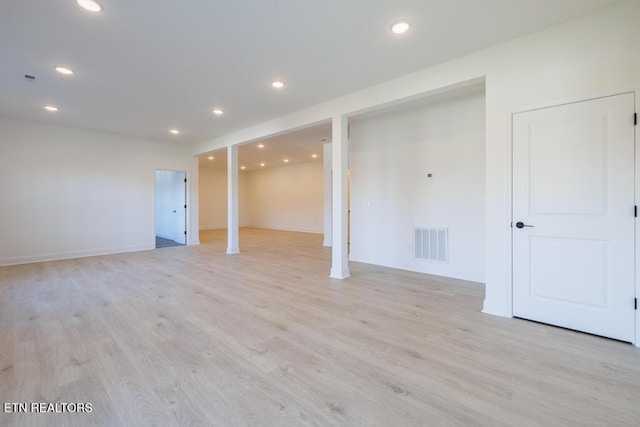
[155,170,187,248]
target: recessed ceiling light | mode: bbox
[55,66,74,75]
[283,159,289,163]
[312,154,318,159]
[208,156,214,160]
[390,20,411,35]
[44,105,59,112]
[257,144,265,148]
[271,80,285,89]
[169,129,180,135]
[241,166,246,170]
[212,109,224,116]
[76,0,103,13]
[260,163,266,167]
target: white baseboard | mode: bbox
[0,245,154,267]
[348,253,485,284]
[248,224,323,234]
[199,224,253,231]
[482,298,509,317]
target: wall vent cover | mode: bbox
[414,227,448,263]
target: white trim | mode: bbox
[507,86,638,116]
[323,142,333,247]
[0,245,154,267]
[185,169,193,245]
[482,299,508,317]
[503,106,514,318]
[246,225,323,235]
[349,253,484,284]
[634,88,639,347]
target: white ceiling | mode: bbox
[0,0,624,145]
[204,83,489,172]
[199,122,331,171]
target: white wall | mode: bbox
[194,1,640,322]
[246,162,323,233]
[349,93,485,282]
[0,116,199,266]
[198,166,250,229]
[199,161,323,233]
[480,1,640,317]
[199,167,228,230]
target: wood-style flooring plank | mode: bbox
[1,227,639,426]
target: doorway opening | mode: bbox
[155,170,187,248]
[198,124,330,251]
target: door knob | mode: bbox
[515,221,534,229]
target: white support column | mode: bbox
[330,115,350,279]
[323,142,333,247]
[227,145,240,254]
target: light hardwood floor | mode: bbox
[1,228,639,426]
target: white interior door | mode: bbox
[512,93,635,342]
[155,170,187,245]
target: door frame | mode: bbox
[153,169,190,246]
[507,89,638,346]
